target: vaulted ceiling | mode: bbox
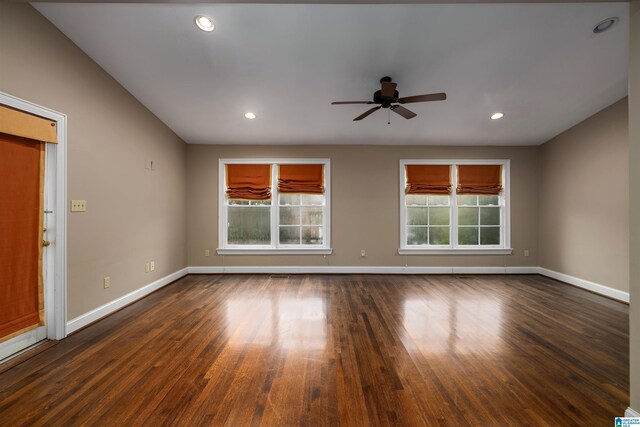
[35,2,629,145]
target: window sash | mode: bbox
[400,160,509,250]
[219,160,330,250]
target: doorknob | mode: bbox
[42,240,51,247]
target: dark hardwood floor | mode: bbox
[0,274,629,426]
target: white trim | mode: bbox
[538,267,629,302]
[398,248,513,255]
[0,92,67,342]
[188,266,537,275]
[58,265,626,336]
[0,327,48,362]
[626,408,640,417]
[187,265,626,301]
[217,248,333,255]
[60,264,628,336]
[218,158,331,253]
[66,268,188,335]
[399,159,511,252]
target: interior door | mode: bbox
[0,133,48,360]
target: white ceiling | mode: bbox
[34,2,629,146]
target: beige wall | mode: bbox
[0,4,188,319]
[629,0,640,413]
[188,145,539,267]
[538,98,629,292]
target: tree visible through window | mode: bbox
[400,160,509,251]
[219,160,330,251]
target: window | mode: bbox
[218,159,331,254]
[399,160,511,254]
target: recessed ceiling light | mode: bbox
[244,112,256,119]
[490,112,504,120]
[593,17,618,34]
[195,15,215,32]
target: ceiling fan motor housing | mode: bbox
[373,89,399,107]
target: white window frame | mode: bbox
[398,159,512,255]
[217,158,332,255]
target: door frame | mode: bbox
[0,92,67,346]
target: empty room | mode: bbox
[0,0,638,425]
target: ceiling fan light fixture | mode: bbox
[491,112,504,120]
[244,112,256,119]
[195,15,215,32]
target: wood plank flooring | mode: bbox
[0,274,629,426]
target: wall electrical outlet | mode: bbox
[145,262,150,273]
[524,249,530,257]
[204,249,210,257]
[71,200,86,212]
[103,276,110,289]
[361,249,366,257]
[150,261,155,272]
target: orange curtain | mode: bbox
[226,164,272,200]
[0,105,58,143]
[0,133,44,341]
[457,165,502,195]
[278,164,324,194]
[405,165,451,195]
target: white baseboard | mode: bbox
[66,268,189,335]
[65,265,626,336]
[189,265,628,302]
[188,266,539,275]
[537,267,629,303]
[626,407,640,417]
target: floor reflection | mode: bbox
[226,298,273,347]
[279,298,325,350]
[403,298,503,355]
[226,297,326,351]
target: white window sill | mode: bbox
[398,248,513,255]
[217,248,333,255]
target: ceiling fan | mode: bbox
[331,76,446,121]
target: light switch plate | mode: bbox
[145,262,150,273]
[204,249,210,257]
[71,200,86,212]
[150,261,155,272]
[103,277,110,289]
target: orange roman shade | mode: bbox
[278,164,324,194]
[457,165,503,195]
[226,164,272,200]
[0,105,57,144]
[405,164,451,195]
[0,133,45,341]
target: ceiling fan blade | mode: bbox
[381,81,397,98]
[353,106,381,121]
[398,92,447,104]
[331,101,375,105]
[391,105,417,119]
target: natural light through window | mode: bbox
[218,159,331,254]
[399,160,511,254]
